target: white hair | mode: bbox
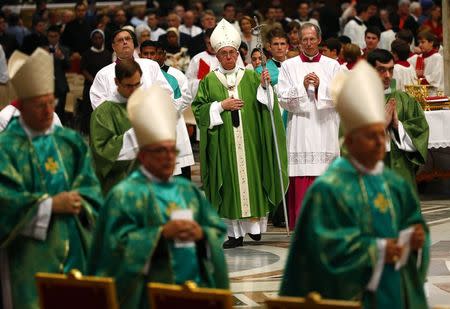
[135,24,151,41]
[410,1,421,13]
[398,0,411,6]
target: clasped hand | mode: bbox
[385,98,399,129]
[52,191,82,215]
[303,72,320,90]
[385,224,425,264]
[162,219,203,242]
[221,97,244,111]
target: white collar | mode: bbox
[217,64,244,75]
[350,157,384,175]
[110,91,128,103]
[384,87,392,94]
[19,116,54,139]
[90,46,105,53]
[140,166,172,183]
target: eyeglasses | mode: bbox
[114,36,133,44]
[142,147,180,157]
[218,50,238,58]
[120,81,142,90]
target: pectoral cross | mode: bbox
[374,193,389,213]
[44,157,59,174]
[166,202,180,217]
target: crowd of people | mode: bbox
[0,0,444,308]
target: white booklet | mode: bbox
[170,209,195,248]
[395,227,414,270]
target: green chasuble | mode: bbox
[0,118,103,309]
[88,169,229,309]
[90,101,136,193]
[384,91,429,186]
[192,69,288,220]
[280,157,429,309]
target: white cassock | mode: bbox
[167,66,195,170]
[408,52,444,91]
[90,58,173,109]
[379,29,396,51]
[150,27,166,41]
[277,55,341,177]
[90,57,192,176]
[0,104,62,132]
[393,62,416,91]
[342,17,367,49]
[179,24,203,38]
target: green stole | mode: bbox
[360,171,402,308]
[30,133,84,272]
[152,180,201,285]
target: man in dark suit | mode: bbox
[21,17,47,55]
[47,26,70,125]
[0,14,19,59]
[61,2,93,55]
[188,10,216,58]
[158,12,191,50]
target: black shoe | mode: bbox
[223,237,244,249]
[248,233,261,241]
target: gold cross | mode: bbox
[166,202,180,217]
[374,193,389,213]
[44,157,59,174]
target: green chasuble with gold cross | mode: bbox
[280,157,429,308]
[384,90,429,186]
[90,101,137,194]
[0,117,103,309]
[192,69,288,220]
[88,168,229,309]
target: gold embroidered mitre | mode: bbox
[210,19,241,52]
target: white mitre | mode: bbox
[331,60,385,134]
[210,19,241,52]
[8,48,54,100]
[128,85,177,147]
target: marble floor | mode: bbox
[222,201,450,308]
[191,157,450,307]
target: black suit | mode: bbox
[0,32,19,59]
[404,15,419,40]
[187,32,205,58]
[61,18,93,54]
[51,44,70,124]
[158,32,191,50]
[21,32,48,55]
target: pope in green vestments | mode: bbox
[88,85,228,309]
[281,61,429,308]
[90,60,143,193]
[0,48,103,309]
[192,19,287,247]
